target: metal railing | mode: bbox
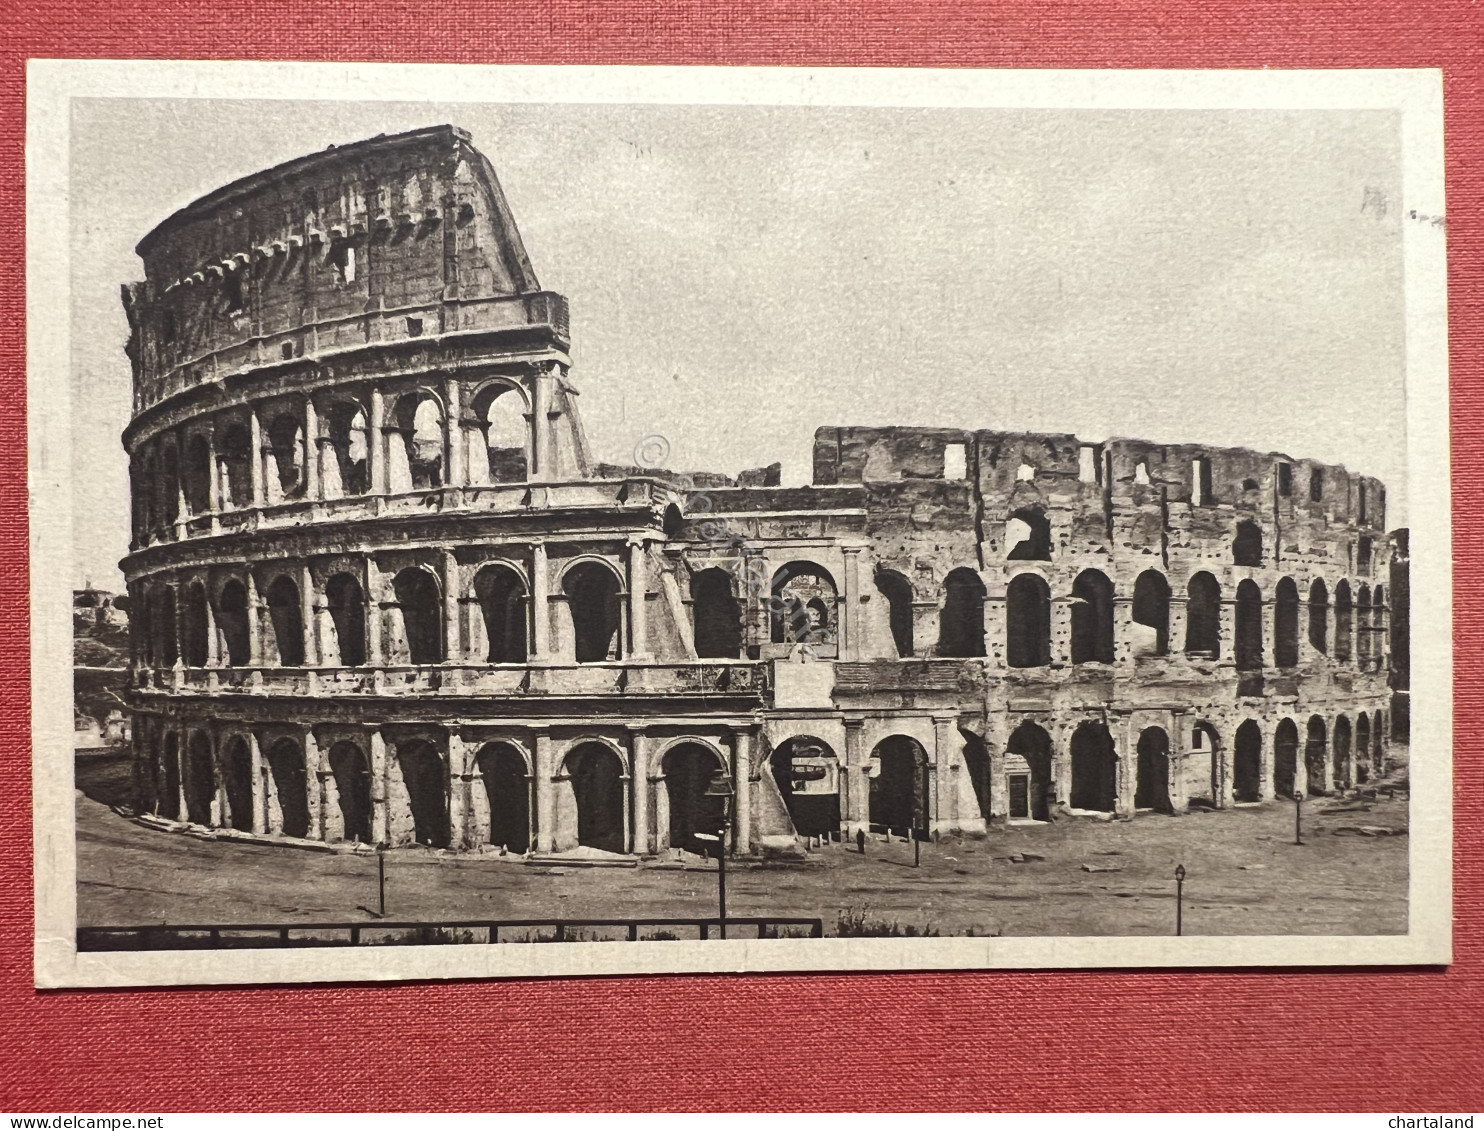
[77,915,824,950]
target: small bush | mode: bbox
[835,904,940,938]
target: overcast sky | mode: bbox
[70,98,1406,590]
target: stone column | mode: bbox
[932,715,956,832]
[1168,711,1188,813]
[205,596,221,668]
[304,728,323,841]
[207,734,226,827]
[249,407,265,508]
[368,388,387,496]
[534,730,555,854]
[531,543,550,660]
[205,429,221,532]
[843,719,868,836]
[303,398,321,501]
[531,365,553,482]
[731,727,753,855]
[444,377,465,490]
[442,549,460,662]
[1112,596,1135,666]
[1114,713,1136,818]
[370,729,389,844]
[627,540,649,660]
[840,546,862,658]
[630,728,651,855]
[1050,594,1073,666]
[300,563,317,666]
[249,731,266,835]
[365,558,383,666]
[246,571,263,667]
[447,733,469,850]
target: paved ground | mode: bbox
[76,756,1409,938]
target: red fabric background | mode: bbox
[1,1,1481,1112]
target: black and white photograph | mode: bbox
[28,62,1452,986]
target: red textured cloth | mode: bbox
[1,1,1481,1112]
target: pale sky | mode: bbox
[70,99,1406,590]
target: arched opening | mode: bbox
[180,581,210,668]
[1357,585,1373,667]
[216,580,250,667]
[474,564,528,663]
[1274,577,1300,668]
[1006,506,1052,560]
[324,573,367,667]
[221,736,253,832]
[1185,572,1222,658]
[218,424,253,509]
[1373,712,1385,773]
[662,743,728,851]
[470,383,528,484]
[1070,722,1117,813]
[1071,569,1115,664]
[937,567,986,658]
[1308,578,1330,654]
[182,434,212,515]
[1005,721,1053,821]
[564,743,626,853]
[322,401,369,497]
[1006,573,1051,668]
[770,562,837,646]
[1333,715,1353,790]
[392,568,444,665]
[1274,719,1299,799]
[475,743,530,853]
[159,732,181,820]
[394,739,449,848]
[265,574,305,667]
[1235,579,1264,671]
[1233,519,1263,566]
[663,503,687,541]
[1234,720,1263,802]
[1134,727,1172,814]
[156,441,181,529]
[153,586,178,669]
[1187,722,1220,807]
[691,567,741,659]
[184,732,215,825]
[769,736,841,839]
[328,741,372,843]
[1305,715,1329,796]
[389,393,445,492]
[1335,581,1353,664]
[565,561,623,663]
[1373,584,1386,662]
[874,569,914,658]
[266,737,309,838]
[1131,570,1170,656]
[130,452,153,541]
[265,412,305,501]
[1356,713,1373,784]
[870,735,925,835]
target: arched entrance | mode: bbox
[565,562,623,662]
[394,739,449,847]
[1186,722,1221,807]
[473,564,528,663]
[266,737,309,838]
[159,732,181,819]
[1005,721,1053,821]
[392,568,444,665]
[1070,722,1117,813]
[1071,570,1115,664]
[1234,720,1263,803]
[184,732,215,825]
[1333,715,1353,790]
[662,743,728,851]
[1305,716,1329,796]
[1134,727,1172,814]
[1274,719,1299,799]
[1006,573,1051,667]
[937,568,986,658]
[691,568,742,659]
[564,743,626,853]
[328,741,372,843]
[870,735,925,835]
[475,742,530,853]
[221,736,253,832]
[324,573,367,667]
[769,736,841,839]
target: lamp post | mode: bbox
[1294,789,1305,846]
[378,842,386,918]
[698,768,735,939]
[1174,863,1186,936]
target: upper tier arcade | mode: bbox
[121,125,568,418]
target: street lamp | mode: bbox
[1174,863,1186,936]
[697,768,735,939]
[1293,789,1305,845]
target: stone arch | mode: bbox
[184,730,215,825]
[155,437,181,528]
[393,737,449,847]
[1233,519,1263,566]
[937,567,986,658]
[1274,718,1299,799]
[1372,711,1386,772]
[217,422,253,509]
[1357,584,1373,666]
[1187,721,1221,807]
[221,734,253,832]
[1235,579,1264,672]
[563,559,624,663]
[691,567,741,659]
[1333,714,1353,790]
[180,580,210,668]
[663,503,687,541]
[1274,577,1300,669]
[1234,719,1263,803]
[475,742,530,853]
[1131,569,1170,656]
[159,731,181,820]
[769,735,841,839]
[1070,721,1118,813]
[321,398,370,497]
[770,561,837,646]
[473,563,528,663]
[392,567,444,665]
[1334,580,1354,663]
[216,579,250,667]
[328,740,372,843]
[1308,578,1330,654]
[1006,506,1052,560]
[266,736,310,838]
[1071,569,1115,664]
[1135,727,1173,814]
[661,741,728,850]
[1356,712,1372,784]
[869,735,925,835]
[265,573,305,667]
[264,409,306,501]
[1006,721,1053,821]
[152,584,178,669]
[324,573,367,667]
[388,390,446,492]
[874,568,914,658]
[1185,572,1222,658]
[1006,572,1051,668]
[182,432,212,515]
[561,742,627,853]
[469,380,529,484]
[1305,715,1329,796]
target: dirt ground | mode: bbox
[75,756,1409,938]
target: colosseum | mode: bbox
[120,125,1396,860]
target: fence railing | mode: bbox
[77,915,825,950]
